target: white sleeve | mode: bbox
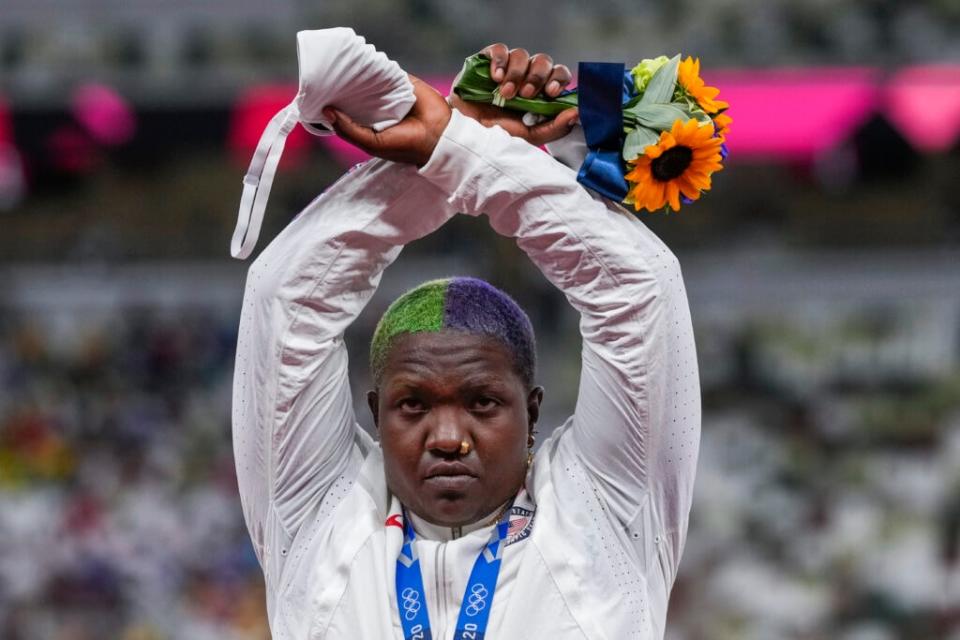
[418,110,701,581]
[232,158,455,583]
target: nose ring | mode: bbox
[459,441,471,455]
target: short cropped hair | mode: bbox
[370,277,536,388]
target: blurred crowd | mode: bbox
[0,310,268,639]
[1,272,958,639]
[2,0,958,105]
[674,301,960,639]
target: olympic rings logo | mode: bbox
[464,583,489,617]
[401,587,421,620]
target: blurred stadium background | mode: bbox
[2,1,960,638]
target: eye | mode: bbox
[397,397,427,415]
[470,396,500,414]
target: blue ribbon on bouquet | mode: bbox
[575,62,636,202]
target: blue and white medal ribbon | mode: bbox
[395,505,513,640]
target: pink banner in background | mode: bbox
[885,65,960,152]
[706,68,879,161]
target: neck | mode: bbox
[407,502,511,542]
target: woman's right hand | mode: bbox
[324,76,452,167]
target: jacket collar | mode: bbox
[407,503,509,542]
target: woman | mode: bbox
[232,46,700,639]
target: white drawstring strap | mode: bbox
[230,102,300,260]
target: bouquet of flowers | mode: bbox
[453,53,731,213]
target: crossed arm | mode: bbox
[232,48,700,588]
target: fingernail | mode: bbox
[501,82,515,99]
[520,83,537,98]
[493,67,505,82]
[323,108,336,123]
[547,81,560,95]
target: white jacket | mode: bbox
[232,109,701,639]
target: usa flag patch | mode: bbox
[505,506,535,546]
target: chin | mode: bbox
[419,494,481,527]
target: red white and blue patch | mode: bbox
[505,506,535,546]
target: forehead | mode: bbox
[380,331,520,388]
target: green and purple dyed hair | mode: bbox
[370,277,536,388]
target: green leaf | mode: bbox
[639,54,680,105]
[452,53,578,117]
[503,93,578,115]
[451,54,495,100]
[624,103,692,131]
[623,127,659,161]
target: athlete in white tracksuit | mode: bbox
[232,104,701,638]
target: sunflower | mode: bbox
[625,118,724,212]
[712,112,732,136]
[678,56,728,114]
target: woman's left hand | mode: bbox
[449,43,578,143]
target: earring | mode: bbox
[526,429,536,469]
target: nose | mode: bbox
[424,406,468,456]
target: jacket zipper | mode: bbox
[434,543,447,632]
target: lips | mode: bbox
[423,461,477,480]
[422,462,479,493]
[424,474,477,492]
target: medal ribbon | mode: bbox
[395,504,512,640]
[575,61,635,201]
